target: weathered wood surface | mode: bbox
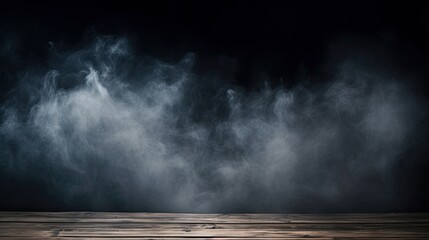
[0,212,428,239]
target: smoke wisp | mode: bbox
[0,37,423,212]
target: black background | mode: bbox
[1,1,429,91]
[0,0,428,212]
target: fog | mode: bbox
[0,37,423,212]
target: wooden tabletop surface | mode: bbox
[0,212,428,239]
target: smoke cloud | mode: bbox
[0,37,424,212]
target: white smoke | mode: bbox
[0,37,421,212]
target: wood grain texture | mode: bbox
[0,212,428,239]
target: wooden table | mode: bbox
[0,212,428,239]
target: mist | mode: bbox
[0,37,424,213]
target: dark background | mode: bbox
[0,0,428,212]
[1,1,429,92]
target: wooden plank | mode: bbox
[2,238,429,240]
[0,212,428,239]
[0,227,428,238]
[0,238,335,240]
[1,222,429,230]
[0,212,428,223]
